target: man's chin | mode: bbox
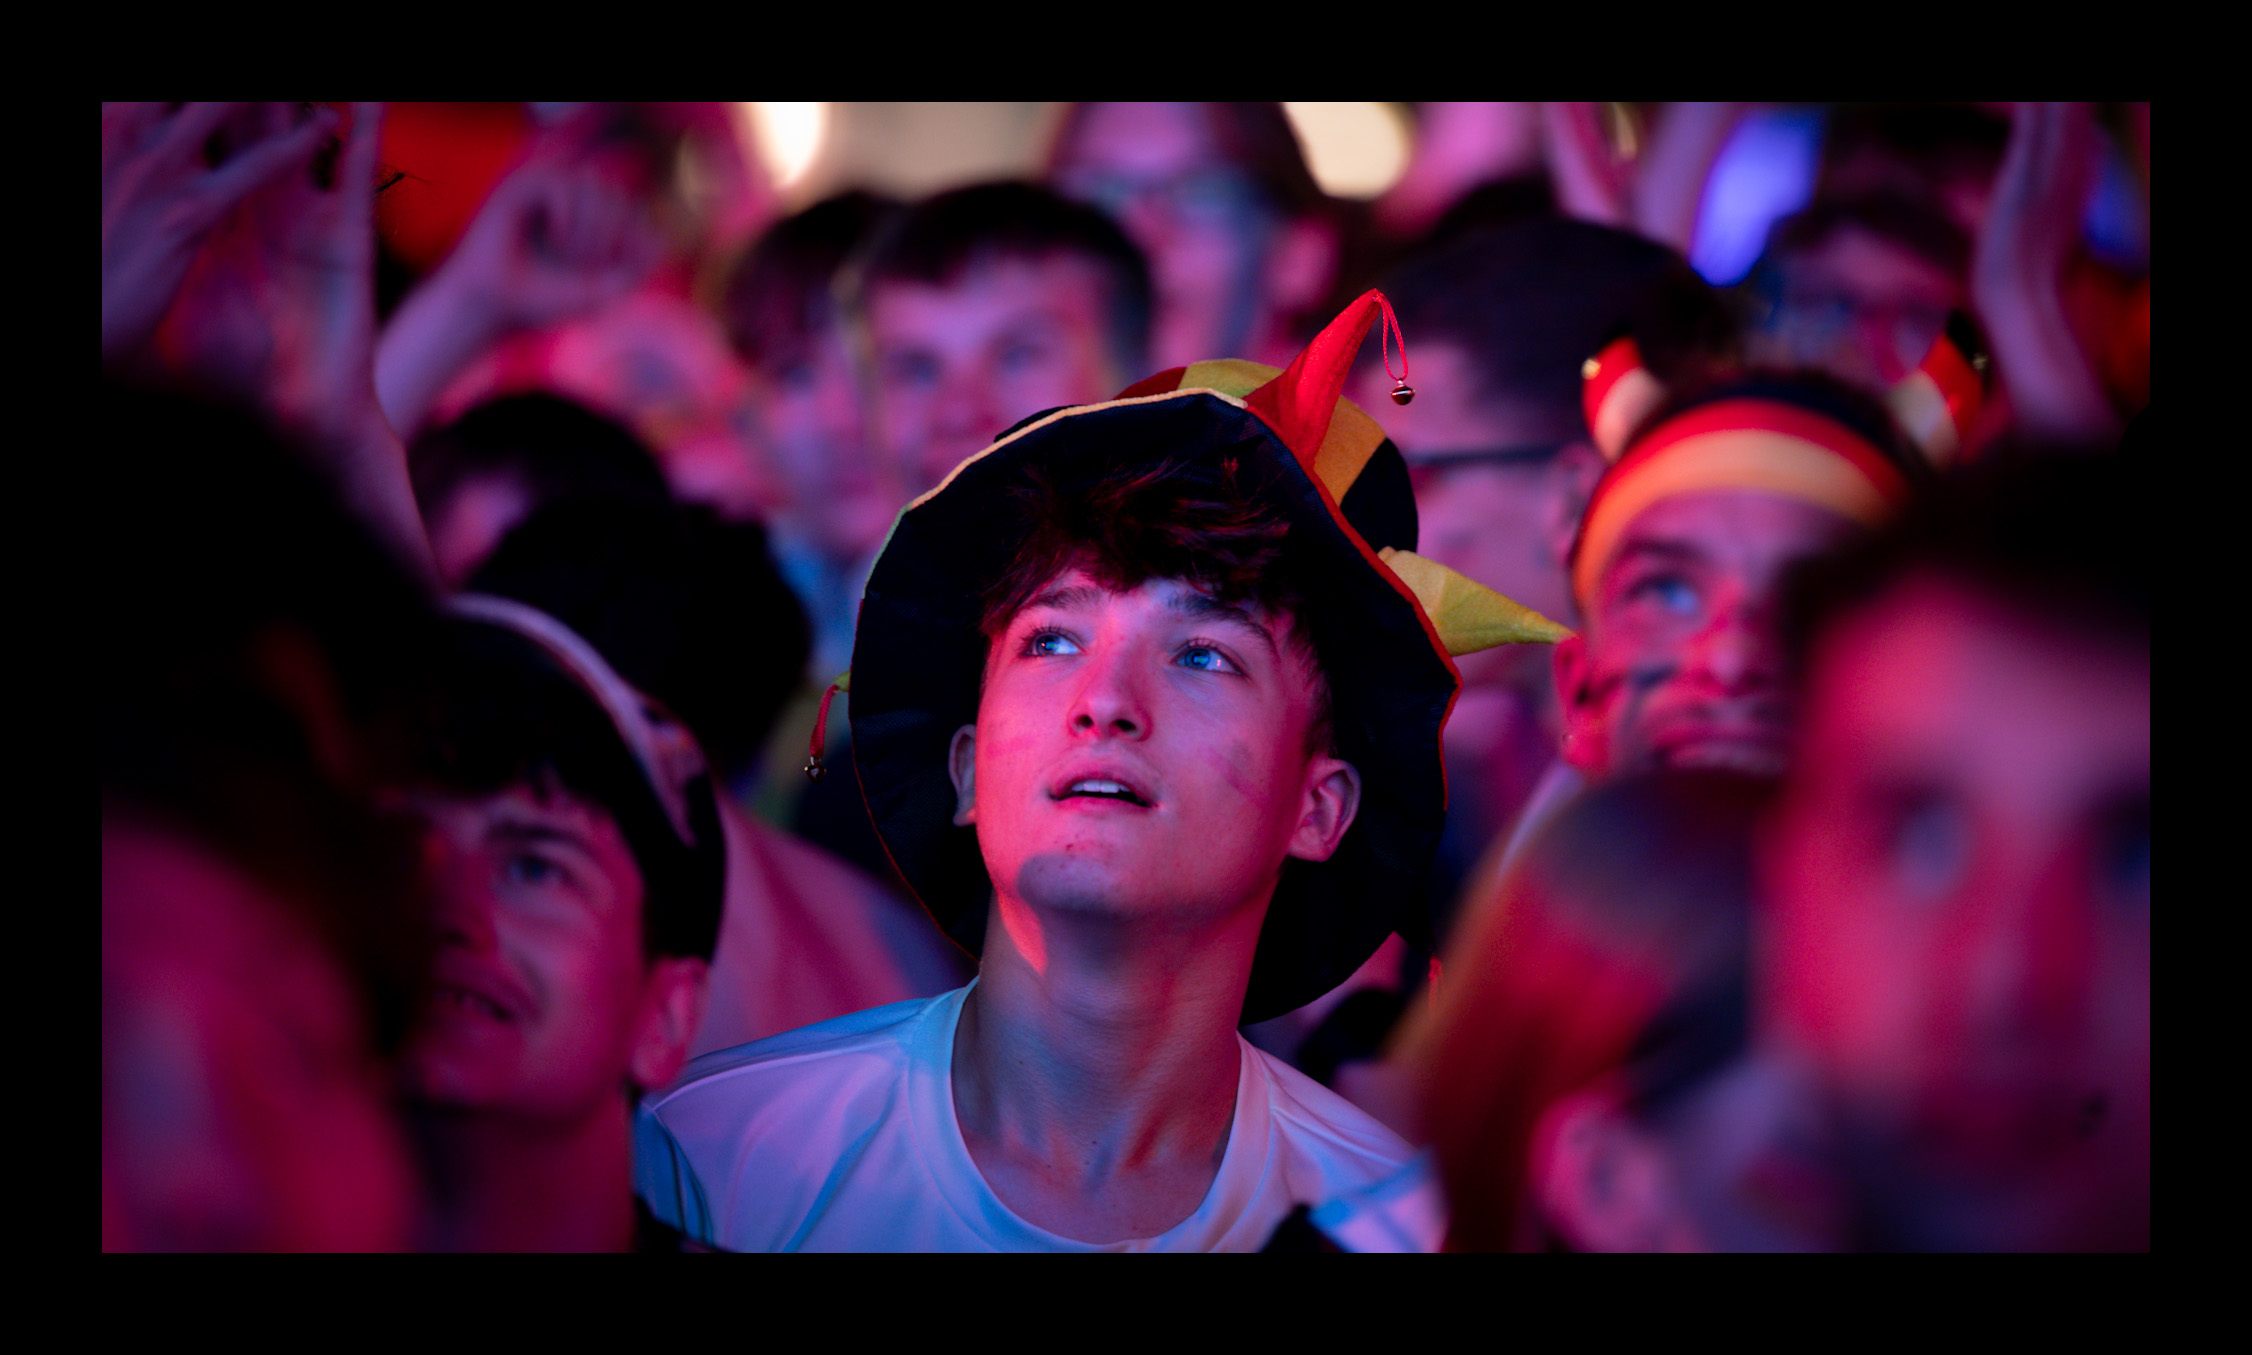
[1658,737,1790,778]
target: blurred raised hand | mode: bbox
[1973,101,2121,443]
[102,102,336,364]
[375,124,666,438]
[107,102,436,584]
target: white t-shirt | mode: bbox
[635,983,1421,1251]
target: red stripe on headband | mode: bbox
[1614,398,1909,505]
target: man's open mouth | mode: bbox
[432,985,516,1022]
[1054,777,1152,807]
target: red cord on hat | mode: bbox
[805,674,846,781]
[1380,292,1414,405]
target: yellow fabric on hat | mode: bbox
[1379,547,1573,654]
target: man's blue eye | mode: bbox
[1887,799,1970,903]
[1630,576,1699,616]
[1024,630,1079,657]
[505,854,563,889]
[997,340,1048,375]
[1179,645,1233,673]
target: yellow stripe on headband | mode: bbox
[1572,430,1898,608]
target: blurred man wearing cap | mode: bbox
[636,295,1562,1250]
[401,600,727,1251]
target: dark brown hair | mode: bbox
[977,453,1334,757]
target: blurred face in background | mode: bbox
[1349,342,1595,693]
[866,256,1124,500]
[746,319,901,566]
[1763,576,2150,1250]
[1056,102,1327,371]
[103,816,418,1251]
[1558,490,1858,780]
[1749,228,1964,393]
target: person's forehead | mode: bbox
[1062,102,1222,176]
[1799,576,2150,805]
[869,257,1108,344]
[1012,568,1283,635]
[1785,227,1963,307]
[412,783,631,861]
[1606,489,1858,581]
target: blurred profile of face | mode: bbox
[1348,342,1589,692]
[746,320,901,565]
[103,816,418,1252]
[1559,490,1858,780]
[1762,576,2150,1250]
[1750,228,1965,392]
[1054,102,1273,370]
[867,257,1124,501]
[404,784,667,1123]
[538,292,775,521]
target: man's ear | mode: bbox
[1528,1083,1684,1252]
[1287,756,1362,863]
[1553,632,1608,777]
[948,724,978,827]
[629,956,709,1094]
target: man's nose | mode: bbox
[1068,647,1149,740]
[933,368,1000,442]
[1945,846,2099,1053]
[423,839,499,954]
[1686,591,1783,694]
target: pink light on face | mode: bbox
[953,570,1352,930]
[103,817,418,1252]
[1764,576,2149,1250]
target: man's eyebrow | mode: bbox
[1019,583,1108,616]
[1610,537,1711,571]
[1167,591,1281,665]
[484,819,598,855]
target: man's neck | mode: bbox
[416,1103,639,1253]
[950,892,1262,1243]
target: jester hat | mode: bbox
[844,291,1565,1023]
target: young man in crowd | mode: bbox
[851,181,1152,503]
[467,497,973,1057]
[1495,360,1936,877]
[636,294,1563,1250]
[1347,215,1730,940]
[400,597,728,1251]
[1761,449,2149,1250]
[1048,102,1338,372]
[719,191,907,688]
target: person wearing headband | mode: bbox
[635,293,1564,1251]
[1540,350,1934,819]
[399,599,727,1251]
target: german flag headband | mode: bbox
[1571,328,1983,610]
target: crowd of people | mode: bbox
[101,101,2149,1251]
